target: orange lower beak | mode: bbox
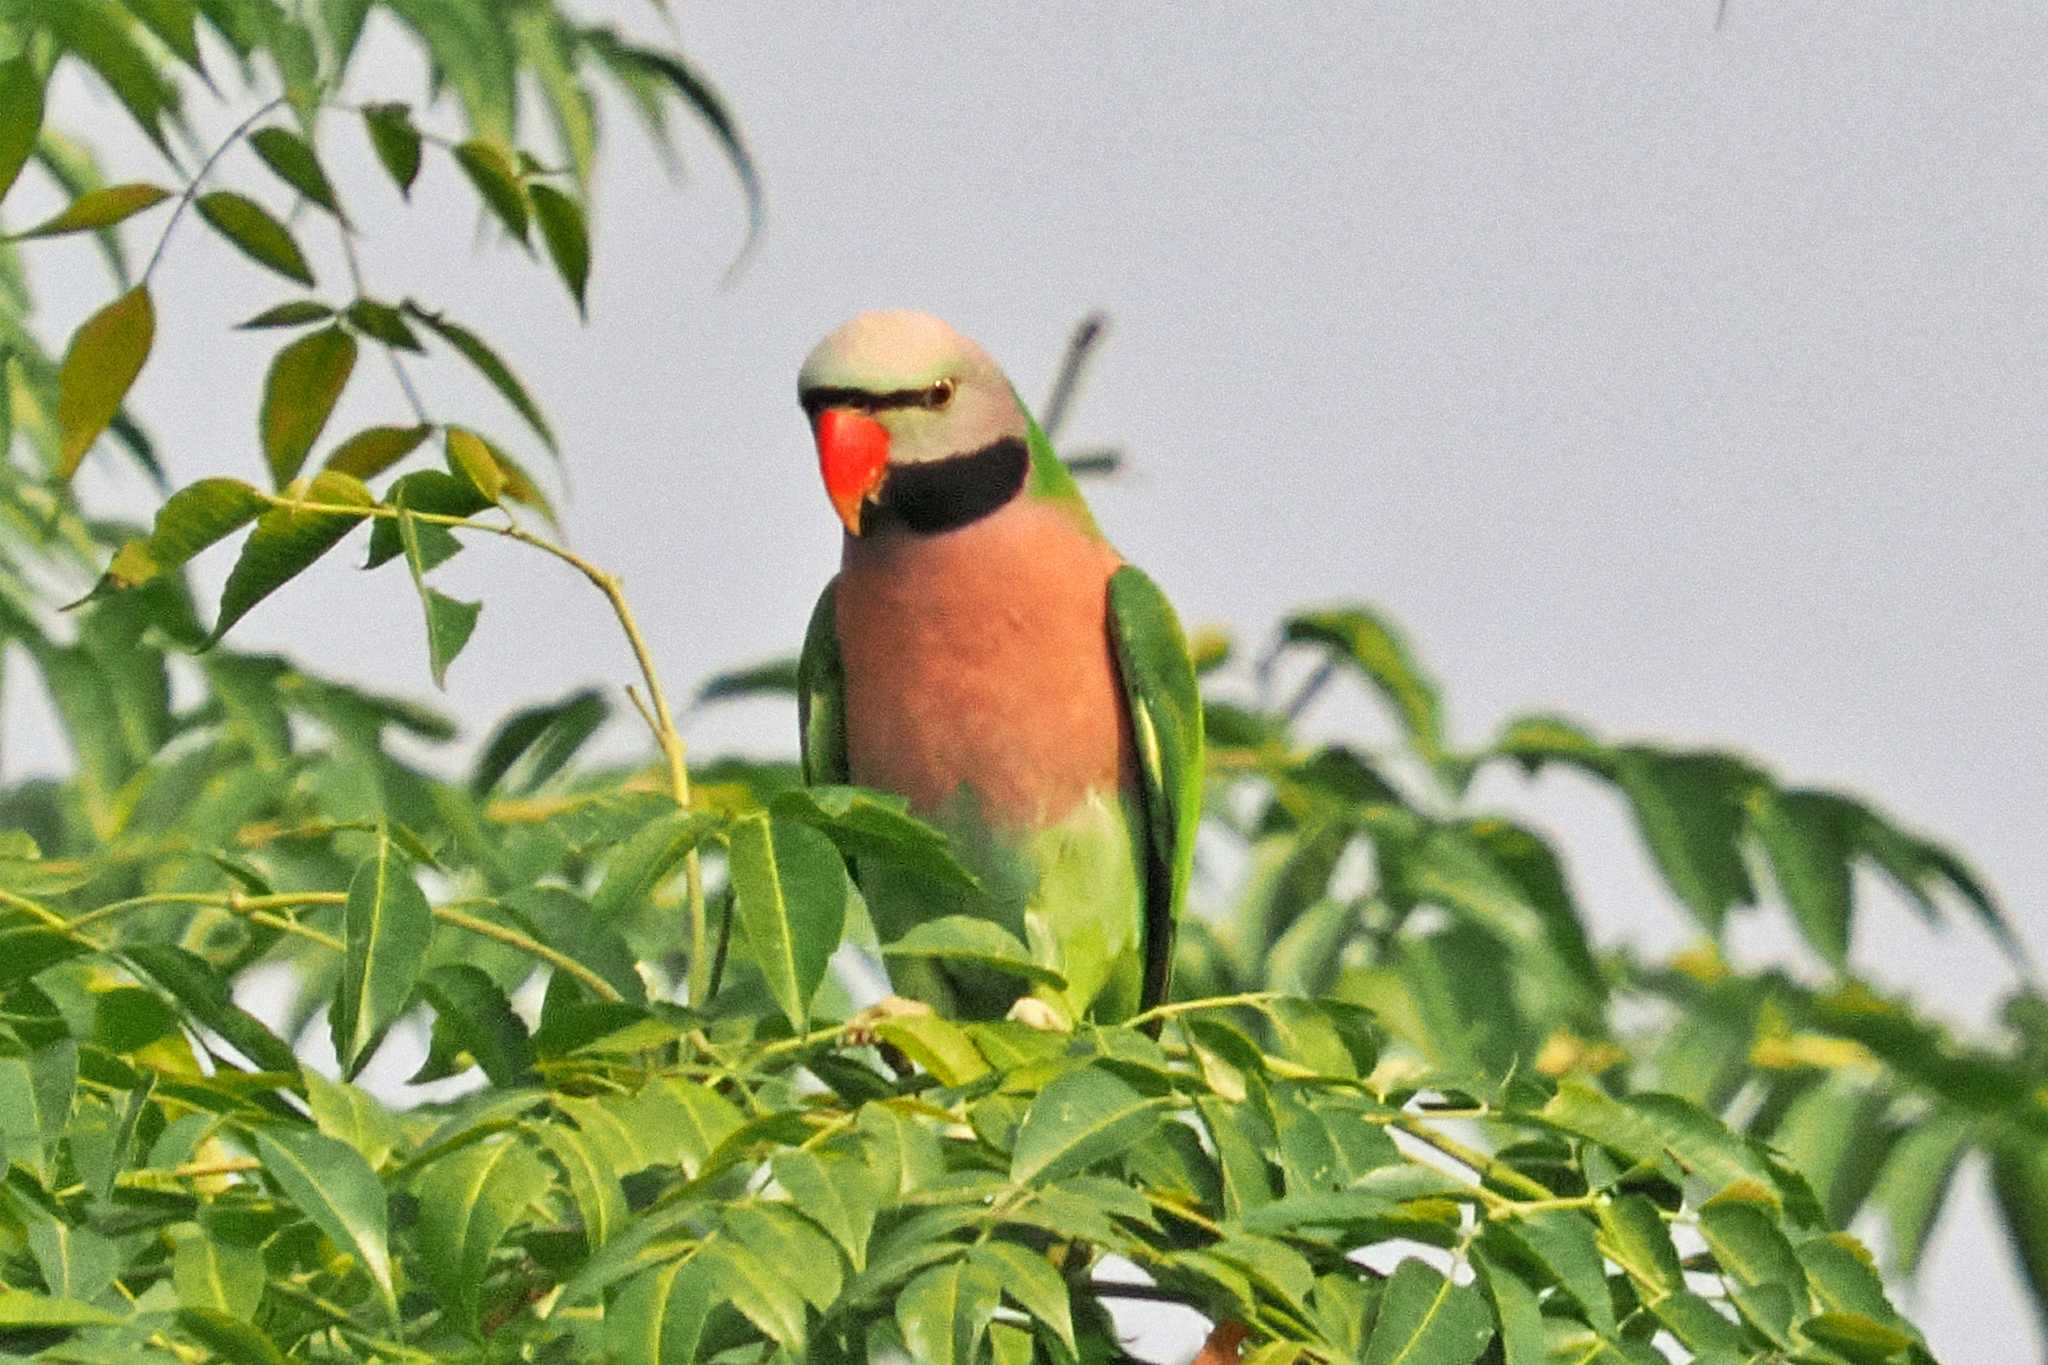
[814,408,890,535]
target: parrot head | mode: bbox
[798,311,1029,536]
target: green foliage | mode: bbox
[0,4,2036,1362]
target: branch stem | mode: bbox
[143,95,289,283]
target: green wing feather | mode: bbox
[797,578,849,786]
[1107,565,1203,1013]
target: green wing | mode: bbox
[797,578,848,785]
[1107,565,1203,1013]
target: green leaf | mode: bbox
[396,499,481,688]
[343,298,423,351]
[1597,1194,1684,1299]
[364,468,487,569]
[1285,605,1449,775]
[971,1241,1076,1352]
[769,784,979,890]
[883,915,1066,989]
[210,470,372,641]
[40,0,179,153]
[606,1258,712,1365]
[467,687,608,795]
[404,305,556,452]
[83,476,267,597]
[171,1224,264,1318]
[239,300,334,329]
[699,1235,809,1351]
[303,1071,403,1170]
[253,1126,397,1321]
[529,182,589,313]
[174,1309,290,1365]
[248,125,340,217]
[697,655,800,704]
[417,964,535,1086]
[0,59,43,201]
[323,422,433,480]
[592,809,722,920]
[537,1120,628,1250]
[1749,787,1856,966]
[260,326,357,486]
[11,181,170,238]
[1483,1209,1615,1335]
[726,812,848,1031]
[331,837,434,1078]
[0,1288,120,1329]
[362,102,421,196]
[1471,1249,1547,1365]
[873,1011,990,1085]
[194,191,313,285]
[125,943,299,1072]
[1614,748,1757,933]
[1010,1063,1168,1185]
[585,37,762,259]
[1359,1257,1495,1365]
[897,1256,1002,1365]
[56,284,153,478]
[771,1150,877,1272]
[453,137,530,242]
[1700,1202,1806,1299]
[414,1134,552,1332]
[1870,1110,1972,1277]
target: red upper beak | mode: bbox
[814,408,890,535]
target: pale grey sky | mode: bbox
[10,3,2046,1359]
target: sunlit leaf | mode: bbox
[303,1071,403,1170]
[771,1149,876,1272]
[414,1134,552,1332]
[537,1120,627,1251]
[1358,1257,1493,1365]
[10,182,169,238]
[323,422,433,480]
[56,284,153,478]
[253,1127,397,1321]
[174,1309,290,1365]
[170,1224,263,1318]
[194,191,313,285]
[260,326,357,487]
[726,812,848,1030]
[897,1256,1002,1365]
[78,476,267,600]
[883,916,1066,990]
[1011,1063,1167,1185]
[331,837,434,1078]
[606,1257,712,1365]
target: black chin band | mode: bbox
[874,436,1029,534]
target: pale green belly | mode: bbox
[860,787,1147,1025]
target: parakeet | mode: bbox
[795,310,1201,1027]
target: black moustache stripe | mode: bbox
[874,436,1029,534]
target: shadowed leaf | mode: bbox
[260,326,357,487]
[195,191,313,285]
[210,470,372,641]
[248,125,339,217]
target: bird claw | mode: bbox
[841,996,935,1048]
[1005,997,1071,1032]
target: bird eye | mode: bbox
[926,378,955,408]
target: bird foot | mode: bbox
[1005,997,1071,1032]
[841,996,935,1048]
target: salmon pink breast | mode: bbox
[835,496,1134,829]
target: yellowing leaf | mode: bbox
[56,285,154,478]
[453,138,530,242]
[11,182,169,239]
[260,327,357,487]
[323,423,432,480]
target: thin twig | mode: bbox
[433,906,624,1001]
[1041,312,1108,441]
[143,95,289,283]
[335,219,429,423]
